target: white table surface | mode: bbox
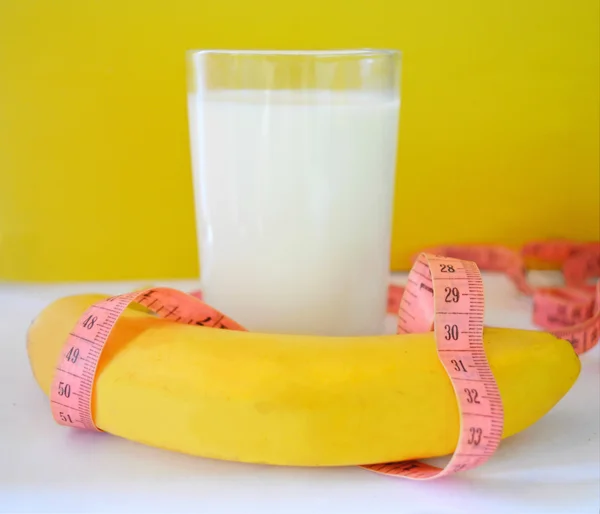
[1,271,598,514]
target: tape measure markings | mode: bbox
[411,241,600,355]
[361,255,502,479]
[50,288,245,432]
[49,239,599,479]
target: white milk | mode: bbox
[188,89,400,336]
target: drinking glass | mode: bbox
[186,49,401,336]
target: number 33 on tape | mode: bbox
[50,254,501,480]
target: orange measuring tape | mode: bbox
[49,239,599,479]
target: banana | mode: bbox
[27,293,580,467]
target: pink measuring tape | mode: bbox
[385,240,600,355]
[49,239,599,480]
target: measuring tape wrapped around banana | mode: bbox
[26,240,598,479]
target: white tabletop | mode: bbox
[1,272,598,514]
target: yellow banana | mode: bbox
[27,293,580,467]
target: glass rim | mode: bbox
[186,48,401,58]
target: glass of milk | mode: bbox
[186,49,401,336]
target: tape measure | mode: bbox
[49,288,245,430]
[49,239,599,480]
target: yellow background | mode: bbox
[0,0,598,281]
